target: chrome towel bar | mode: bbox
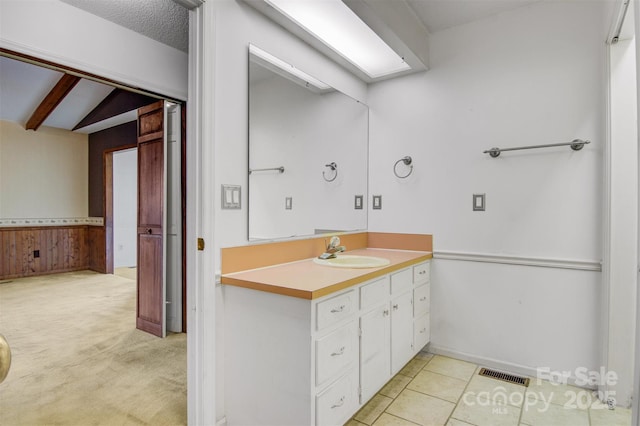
[249,166,285,174]
[484,139,590,158]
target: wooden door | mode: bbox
[136,101,166,337]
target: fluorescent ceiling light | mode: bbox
[264,0,410,79]
[249,44,331,91]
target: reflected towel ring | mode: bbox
[323,162,338,182]
[394,156,413,179]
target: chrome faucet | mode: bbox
[318,236,346,259]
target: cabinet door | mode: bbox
[360,304,390,403]
[391,291,414,374]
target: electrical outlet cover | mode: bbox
[473,194,485,211]
[373,195,382,210]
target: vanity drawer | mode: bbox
[360,276,389,310]
[414,313,430,351]
[414,284,430,316]
[316,371,357,426]
[316,321,358,386]
[413,262,430,284]
[316,290,355,331]
[390,268,413,295]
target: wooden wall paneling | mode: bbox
[0,226,91,280]
[88,226,107,274]
[15,230,23,276]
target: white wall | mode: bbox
[113,148,137,268]
[368,1,608,380]
[0,120,87,218]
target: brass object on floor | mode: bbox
[0,333,11,383]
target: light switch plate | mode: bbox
[355,195,363,210]
[222,185,241,209]
[473,194,485,211]
[372,195,382,210]
[285,197,293,210]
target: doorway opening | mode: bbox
[113,148,138,271]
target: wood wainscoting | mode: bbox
[0,225,107,280]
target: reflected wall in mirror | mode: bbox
[248,44,369,240]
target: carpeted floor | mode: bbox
[0,270,187,425]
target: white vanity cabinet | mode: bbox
[224,260,431,426]
[359,262,431,402]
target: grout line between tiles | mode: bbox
[443,366,481,426]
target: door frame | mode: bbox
[104,144,137,275]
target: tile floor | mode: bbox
[347,353,632,426]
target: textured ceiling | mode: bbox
[60,0,189,52]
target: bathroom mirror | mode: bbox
[248,44,368,240]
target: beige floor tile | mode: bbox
[407,370,467,403]
[399,358,430,378]
[373,413,420,426]
[380,374,412,399]
[525,378,592,408]
[355,394,394,425]
[451,395,521,426]
[424,355,477,381]
[346,420,369,426]
[463,374,526,407]
[520,399,589,426]
[589,404,632,426]
[386,389,455,426]
[446,419,475,426]
[415,351,434,362]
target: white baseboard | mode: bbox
[428,344,596,390]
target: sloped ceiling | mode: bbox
[0,55,155,133]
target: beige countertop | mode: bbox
[221,248,432,300]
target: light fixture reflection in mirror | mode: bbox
[248,44,369,241]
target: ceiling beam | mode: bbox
[73,88,157,131]
[25,73,81,131]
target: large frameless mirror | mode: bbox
[248,44,369,241]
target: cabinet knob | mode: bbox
[383,309,389,317]
[330,305,346,313]
[331,346,345,357]
[147,228,153,234]
[420,297,427,302]
[392,304,399,310]
[331,396,345,409]
[419,270,426,275]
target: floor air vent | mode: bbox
[479,368,530,387]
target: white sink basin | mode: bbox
[313,254,391,269]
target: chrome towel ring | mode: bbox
[323,162,338,182]
[394,156,413,179]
